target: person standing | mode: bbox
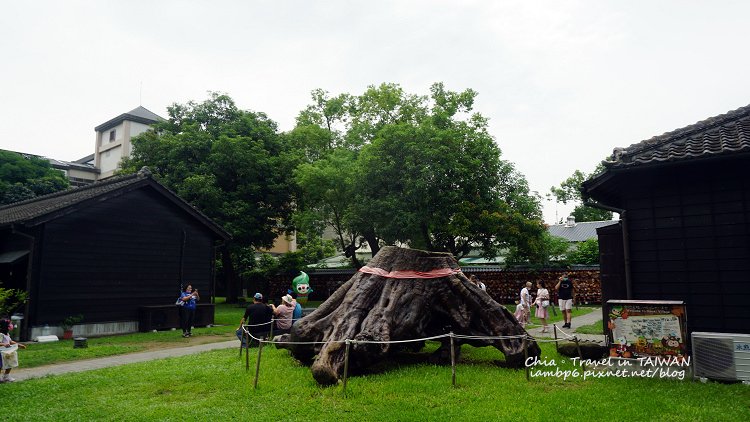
[514,282,533,327]
[178,284,199,337]
[534,280,550,333]
[0,318,26,382]
[555,273,574,328]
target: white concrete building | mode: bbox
[92,106,163,179]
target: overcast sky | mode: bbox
[3,1,750,223]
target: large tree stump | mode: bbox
[280,246,541,385]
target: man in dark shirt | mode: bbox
[555,274,574,329]
[238,293,273,342]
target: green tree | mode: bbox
[293,83,545,263]
[507,232,572,268]
[294,148,366,266]
[0,150,69,204]
[566,238,600,265]
[0,287,28,317]
[550,165,612,222]
[121,93,296,302]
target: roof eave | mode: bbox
[94,114,160,132]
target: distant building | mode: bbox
[46,154,98,187]
[5,106,164,187]
[92,106,163,179]
[547,216,617,246]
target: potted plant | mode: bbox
[61,315,83,339]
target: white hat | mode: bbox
[281,294,293,304]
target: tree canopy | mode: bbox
[293,83,545,265]
[550,165,613,222]
[121,93,297,300]
[0,150,69,205]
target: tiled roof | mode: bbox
[603,103,750,169]
[94,106,164,132]
[0,169,230,239]
[547,220,617,242]
[73,154,95,164]
[0,172,145,226]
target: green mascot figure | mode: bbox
[292,271,313,305]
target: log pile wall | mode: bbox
[267,267,601,305]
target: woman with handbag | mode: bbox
[534,281,550,333]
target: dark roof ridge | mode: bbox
[94,106,163,132]
[618,103,750,158]
[0,171,143,212]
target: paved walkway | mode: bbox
[526,307,606,343]
[11,339,241,382]
[7,310,605,382]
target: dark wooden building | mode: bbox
[582,104,750,334]
[0,168,230,340]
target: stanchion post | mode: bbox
[240,327,245,358]
[343,339,351,396]
[553,325,559,353]
[523,337,530,381]
[245,330,250,371]
[269,321,274,341]
[574,336,586,372]
[450,332,456,387]
[253,339,264,390]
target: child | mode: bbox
[0,318,26,383]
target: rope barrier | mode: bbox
[242,327,558,346]
[552,324,576,339]
[350,334,448,345]
[242,325,582,347]
[241,317,296,328]
[243,323,594,394]
[452,333,530,341]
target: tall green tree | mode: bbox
[121,93,296,302]
[566,238,600,265]
[0,150,69,204]
[294,148,366,266]
[550,165,613,222]
[292,83,545,264]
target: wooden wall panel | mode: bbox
[613,160,750,334]
[34,187,218,325]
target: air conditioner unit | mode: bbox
[691,332,750,382]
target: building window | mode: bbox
[109,130,116,142]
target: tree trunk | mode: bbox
[363,229,380,258]
[221,246,239,304]
[279,246,540,385]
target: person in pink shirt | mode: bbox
[271,294,295,334]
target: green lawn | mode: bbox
[18,302,596,369]
[576,321,606,335]
[19,299,245,368]
[507,304,595,327]
[4,340,748,420]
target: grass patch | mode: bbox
[19,300,246,368]
[576,321,606,335]
[507,304,595,327]
[3,341,748,420]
